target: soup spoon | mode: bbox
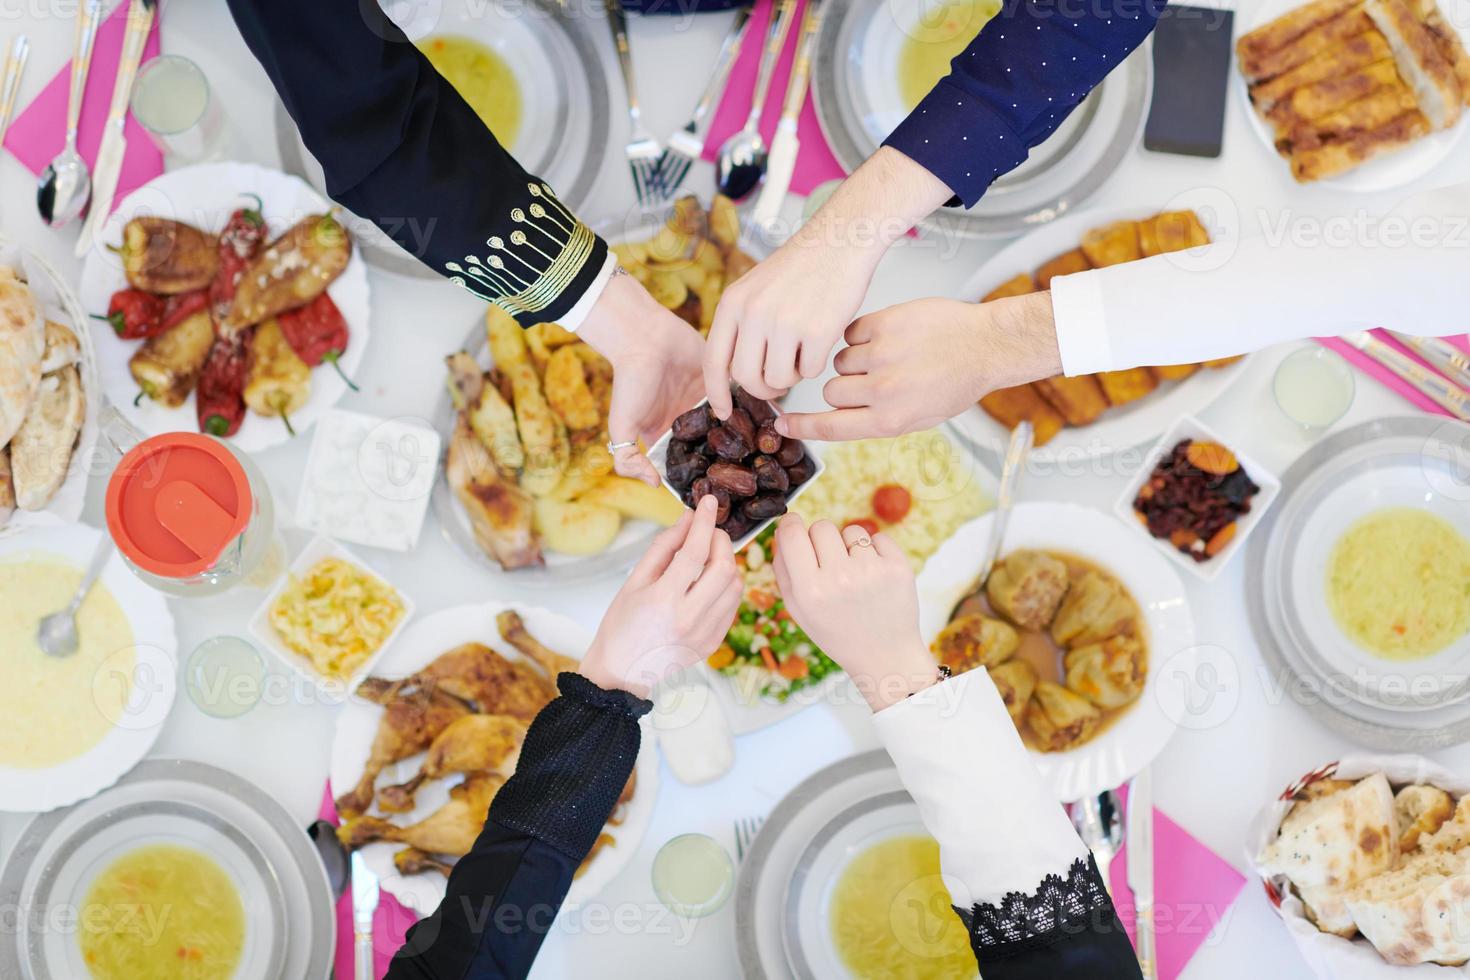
[38,0,103,227]
[715,0,795,202]
[36,537,113,657]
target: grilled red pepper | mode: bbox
[276,292,358,391]
[94,287,210,340]
[195,326,255,437]
[209,193,268,322]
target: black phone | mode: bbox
[1143,5,1236,158]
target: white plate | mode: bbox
[1238,0,1470,193]
[916,502,1195,802]
[78,161,372,453]
[328,600,659,913]
[0,520,177,812]
[954,198,1250,460]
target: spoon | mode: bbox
[307,820,350,900]
[1072,789,1125,899]
[972,420,1033,591]
[38,0,103,227]
[36,536,113,657]
[715,0,795,201]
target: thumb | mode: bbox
[775,408,877,442]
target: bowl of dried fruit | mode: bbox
[1114,416,1280,582]
[651,387,824,552]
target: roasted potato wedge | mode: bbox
[532,498,621,555]
[120,217,219,294]
[544,345,601,431]
[579,476,685,526]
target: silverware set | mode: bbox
[733,814,765,862]
[1345,331,1470,422]
[1072,771,1155,976]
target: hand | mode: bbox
[776,292,1062,442]
[579,495,742,698]
[579,273,706,486]
[771,514,939,712]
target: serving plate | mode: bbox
[0,759,334,980]
[0,521,177,813]
[953,198,1251,460]
[77,161,373,453]
[812,0,1150,238]
[916,502,1195,803]
[274,0,615,279]
[328,601,660,914]
[1247,416,1470,747]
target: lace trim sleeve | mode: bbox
[953,855,1119,958]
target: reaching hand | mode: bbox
[579,495,742,698]
[776,292,1062,443]
[770,514,938,712]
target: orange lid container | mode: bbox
[104,432,254,579]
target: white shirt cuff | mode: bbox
[872,669,1088,907]
[1048,270,1113,377]
[554,252,618,332]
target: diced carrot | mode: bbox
[759,647,779,673]
[775,608,793,623]
[706,645,735,670]
[778,656,809,680]
[749,589,776,612]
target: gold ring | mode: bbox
[607,440,638,453]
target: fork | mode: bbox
[657,6,752,201]
[734,815,765,862]
[604,0,663,206]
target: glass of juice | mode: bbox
[1273,346,1356,431]
[651,834,735,918]
[185,636,265,719]
[130,55,228,162]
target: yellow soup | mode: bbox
[0,560,133,768]
[421,34,522,147]
[79,844,246,980]
[830,835,976,980]
[1327,507,1470,660]
[898,0,1003,110]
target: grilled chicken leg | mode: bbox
[334,689,472,818]
[377,714,526,813]
[340,772,506,856]
[446,415,541,570]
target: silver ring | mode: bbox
[849,537,873,550]
[607,439,638,453]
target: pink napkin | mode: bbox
[1102,785,1247,980]
[1316,330,1470,417]
[4,0,164,217]
[319,784,419,980]
[701,0,845,196]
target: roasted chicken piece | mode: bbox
[1035,249,1091,289]
[978,384,1066,446]
[1051,570,1136,648]
[377,641,555,721]
[335,688,472,818]
[446,415,542,570]
[224,213,352,329]
[986,550,1070,631]
[377,714,526,813]
[395,848,455,877]
[1026,681,1102,752]
[497,609,579,677]
[1034,375,1109,426]
[1081,221,1142,268]
[446,351,523,471]
[129,310,214,408]
[1065,634,1146,709]
[981,273,1038,301]
[120,217,219,294]
[1097,368,1158,407]
[340,772,506,855]
[989,660,1038,724]
[931,613,1020,673]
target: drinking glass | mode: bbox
[1273,346,1356,431]
[130,54,227,162]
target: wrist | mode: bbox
[976,292,1063,389]
[576,272,645,366]
[578,640,654,700]
[851,639,941,713]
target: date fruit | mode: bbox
[706,462,758,497]
[721,513,757,540]
[775,437,805,467]
[756,423,782,455]
[753,455,790,493]
[671,404,714,442]
[724,408,757,447]
[706,424,751,461]
[743,494,788,520]
[785,454,816,487]
[666,440,710,489]
[733,387,777,425]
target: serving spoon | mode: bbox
[715,0,795,201]
[36,537,113,657]
[38,0,103,227]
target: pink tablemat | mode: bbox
[4,0,164,217]
[319,785,419,980]
[701,0,845,196]
[1103,785,1247,980]
[1316,330,1470,417]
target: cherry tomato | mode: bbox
[872,484,913,523]
[846,518,880,538]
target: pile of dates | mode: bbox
[664,388,817,539]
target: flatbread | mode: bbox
[10,364,84,511]
[1346,847,1470,965]
[0,270,44,448]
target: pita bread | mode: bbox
[0,271,43,448]
[39,320,80,375]
[1420,795,1470,853]
[1397,785,1456,851]
[1346,848,1470,965]
[1260,773,1398,936]
[10,365,83,511]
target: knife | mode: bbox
[752,0,823,232]
[0,36,29,146]
[1127,767,1157,980]
[74,0,155,258]
[1345,331,1470,422]
[1386,331,1470,391]
[351,850,379,980]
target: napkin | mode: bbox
[319,785,419,980]
[1103,785,1247,980]
[3,0,164,216]
[1316,331,1470,418]
[701,0,845,197]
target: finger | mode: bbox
[730,331,780,402]
[844,314,878,346]
[629,509,694,586]
[686,529,737,615]
[661,494,719,591]
[704,305,739,419]
[821,374,873,409]
[832,343,872,377]
[773,512,818,583]
[704,578,745,649]
[798,337,830,379]
[777,407,884,442]
[841,522,879,558]
[612,444,660,487]
[871,530,908,566]
[809,519,849,568]
[763,332,801,392]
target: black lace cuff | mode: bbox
[955,856,1126,960]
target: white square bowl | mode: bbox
[247,535,415,696]
[1113,415,1281,582]
[648,397,825,553]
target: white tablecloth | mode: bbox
[4,2,1469,977]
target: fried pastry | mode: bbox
[1150,364,1200,382]
[1137,210,1211,256]
[1268,59,1405,124]
[989,660,1038,724]
[982,273,1039,301]
[1096,368,1158,407]
[931,613,1020,672]
[1035,249,1091,289]
[1034,375,1109,426]
[1276,81,1421,152]
[1251,31,1394,109]
[1289,109,1432,179]
[1410,0,1470,104]
[978,384,1066,446]
[987,550,1070,631]
[1366,0,1463,129]
[1239,5,1377,83]
[1065,634,1146,709]
[1080,221,1142,267]
[1052,570,1136,647]
[1026,682,1101,752]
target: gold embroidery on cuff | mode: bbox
[445,182,596,318]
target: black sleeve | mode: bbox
[385,673,649,980]
[224,0,608,326]
[955,856,1143,980]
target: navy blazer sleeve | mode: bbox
[885,0,1166,206]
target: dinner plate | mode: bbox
[274,0,614,279]
[1238,0,1470,193]
[77,161,373,453]
[0,241,99,538]
[916,502,1195,803]
[812,0,1150,238]
[0,758,335,980]
[952,198,1251,460]
[0,520,177,813]
[1247,416,1470,748]
[328,600,660,915]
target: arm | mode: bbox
[387,498,741,979]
